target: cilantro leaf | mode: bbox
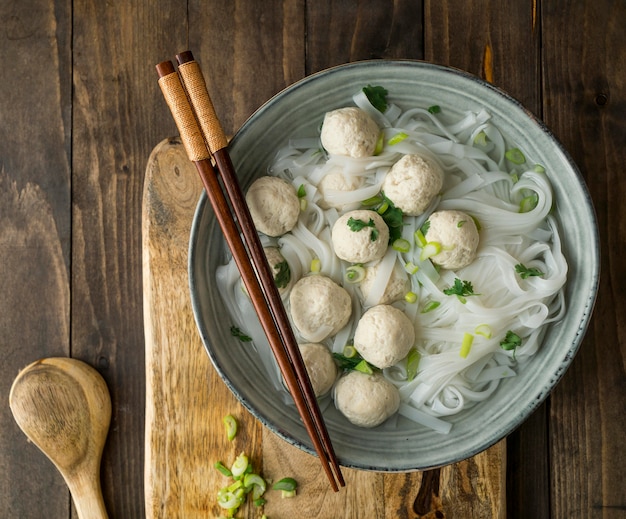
[363,84,388,113]
[515,263,544,279]
[420,220,431,236]
[443,278,480,304]
[360,193,405,244]
[333,352,377,374]
[230,326,252,342]
[500,330,522,359]
[347,217,379,242]
[273,260,291,288]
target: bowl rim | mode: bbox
[189,59,600,471]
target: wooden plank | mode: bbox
[70,1,187,516]
[541,1,626,517]
[0,1,72,517]
[306,0,423,74]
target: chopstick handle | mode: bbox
[156,62,211,162]
[176,53,229,153]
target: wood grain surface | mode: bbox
[1,1,625,518]
[142,137,506,519]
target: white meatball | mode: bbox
[382,154,443,216]
[424,210,479,270]
[334,371,400,428]
[317,166,364,210]
[289,275,351,342]
[320,107,380,158]
[359,258,410,305]
[353,305,415,369]
[299,343,337,397]
[246,176,300,237]
[331,209,389,263]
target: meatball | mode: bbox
[359,258,410,305]
[317,166,364,210]
[424,210,479,270]
[320,107,380,158]
[299,343,337,397]
[353,304,415,369]
[382,154,444,216]
[331,209,389,264]
[334,371,400,428]
[289,275,352,342]
[246,176,300,237]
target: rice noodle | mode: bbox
[215,88,568,432]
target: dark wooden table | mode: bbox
[2,1,624,518]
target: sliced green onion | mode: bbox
[373,132,385,155]
[474,323,493,339]
[214,461,232,477]
[231,452,249,478]
[419,241,441,261]
[533,164,546,173]
[388,132,408,145]
[404,291,418,304]
[406,348,421,381]
[223,414,237,441]
[511,172,519,183]
[505,147,526,164]
[421,300,440,313]
[345,265,366,284]
[376,200,389,214]
[354,359,374,374]
[414,229,427,246]
[300,197,308,211]
[519,193,538,213]
[361,194,383,207]
[460,332,474,358]
[473,131,488,146]
[272,477,298,493]
[392,238,411,253]
[310,258,321,273]
[217,489,241,510]
[244,473,267,500]
[343,344,358,358]
[404,261,419,275]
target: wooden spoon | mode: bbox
[9,357,111,519]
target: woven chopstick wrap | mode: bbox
[158,72,210,162]
[177,61,229,153]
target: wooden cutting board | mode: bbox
[142,137,507,519]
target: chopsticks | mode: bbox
[155,52,345,491]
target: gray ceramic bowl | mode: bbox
[189,60,599,471]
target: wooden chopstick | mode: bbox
[155,57,345,491]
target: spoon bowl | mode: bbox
[9,357,111,519]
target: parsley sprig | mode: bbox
[273,260,291,288]
[363,85,388,113]
[347,216,379,242]
[500,330,522,359]
[230,326,252,342]
[360,193,404,243]
[515,263,544,279]
[443,278,480,304]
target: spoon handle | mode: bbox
[66,471,109,519]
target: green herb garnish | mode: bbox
[500,330,522,358]
[363,84,388,113]
[273,260,291,288]
[347,216,379,242]
[230,326,252,342]
[443,278,480,304]
[428,105,441,114]
[333,351,377,373]
[515,263,544,279]
[296,184,307,198]
[420,219,431,236]
[505,147,526,165]
[360,194,404,243]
